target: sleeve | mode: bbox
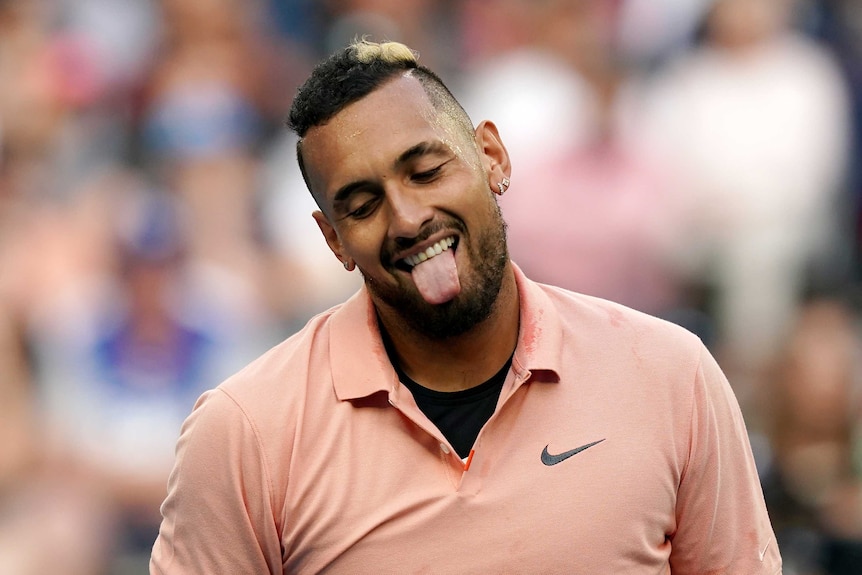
[669,344,783,574]
[150,388,283,574]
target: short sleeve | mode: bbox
[150,388,283,574]
[669,344,782,574]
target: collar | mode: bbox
[330,263,563,401]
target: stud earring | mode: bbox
[495,177,510,195]
[343,260,352,271]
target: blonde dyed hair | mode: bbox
[353,40,418,65]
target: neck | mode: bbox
[378,266,519,392]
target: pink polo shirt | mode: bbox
[151,265,781,574]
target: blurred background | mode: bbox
[1,0,861,573]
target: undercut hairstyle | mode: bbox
[287,40,476,193]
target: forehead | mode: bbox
[300,74,469,200]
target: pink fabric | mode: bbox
[151,265,780,574]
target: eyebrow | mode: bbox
[331,140,450,207]
[393,140,449,170]
[333,180,372,207]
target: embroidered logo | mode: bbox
[541,439,605,466]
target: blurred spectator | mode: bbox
[0,205,112,573]
[137,0,317,336]
[27,175,271,571]
[0,0,135,547]
[455,0,712,182]
[146,0,315,124]
[639,0,854,392]
[809,0,862,279]
[54,0,160,97]
[500,133,694,319]
[759,297,862,574]
[456,0,597,173]
[459,0,699,326]
[616,0,716,67]
[264,0,323,53]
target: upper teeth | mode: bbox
[404,237,455,267]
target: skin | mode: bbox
[301,73,518,391]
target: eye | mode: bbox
[412,165,442,183]
[346,197,380,220]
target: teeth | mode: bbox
[404,237,454,267]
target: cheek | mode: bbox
[440,173,492,215]
[341,219,388,264]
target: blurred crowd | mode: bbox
[1,0,861,573]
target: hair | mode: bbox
[287,39,475,192]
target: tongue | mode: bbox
[411,248,461,304]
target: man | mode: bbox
[150,40,782,573]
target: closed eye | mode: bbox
[346,196,381,220]
[412,165,443,184]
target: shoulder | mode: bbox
[181,302,347,450]
[514,270,706,388]
[172,304,349,499]
[217,304,343,407]
[539,281,701,352]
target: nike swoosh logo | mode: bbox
[541,439,605,466]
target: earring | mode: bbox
[343,260,352,271]
[496,177,510,195]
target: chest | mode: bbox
[280,376,687,574]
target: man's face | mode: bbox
[300,74,510,339]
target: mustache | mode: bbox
[381,218,466,265]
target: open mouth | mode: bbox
[396,236,457,272]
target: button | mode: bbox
[440,443,450,454]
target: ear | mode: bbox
[313,210,352,269]
[474,120,512,193]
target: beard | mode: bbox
[363,202,509,340]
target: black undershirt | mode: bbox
[390,353,512,459]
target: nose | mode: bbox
[386,185,434,244]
